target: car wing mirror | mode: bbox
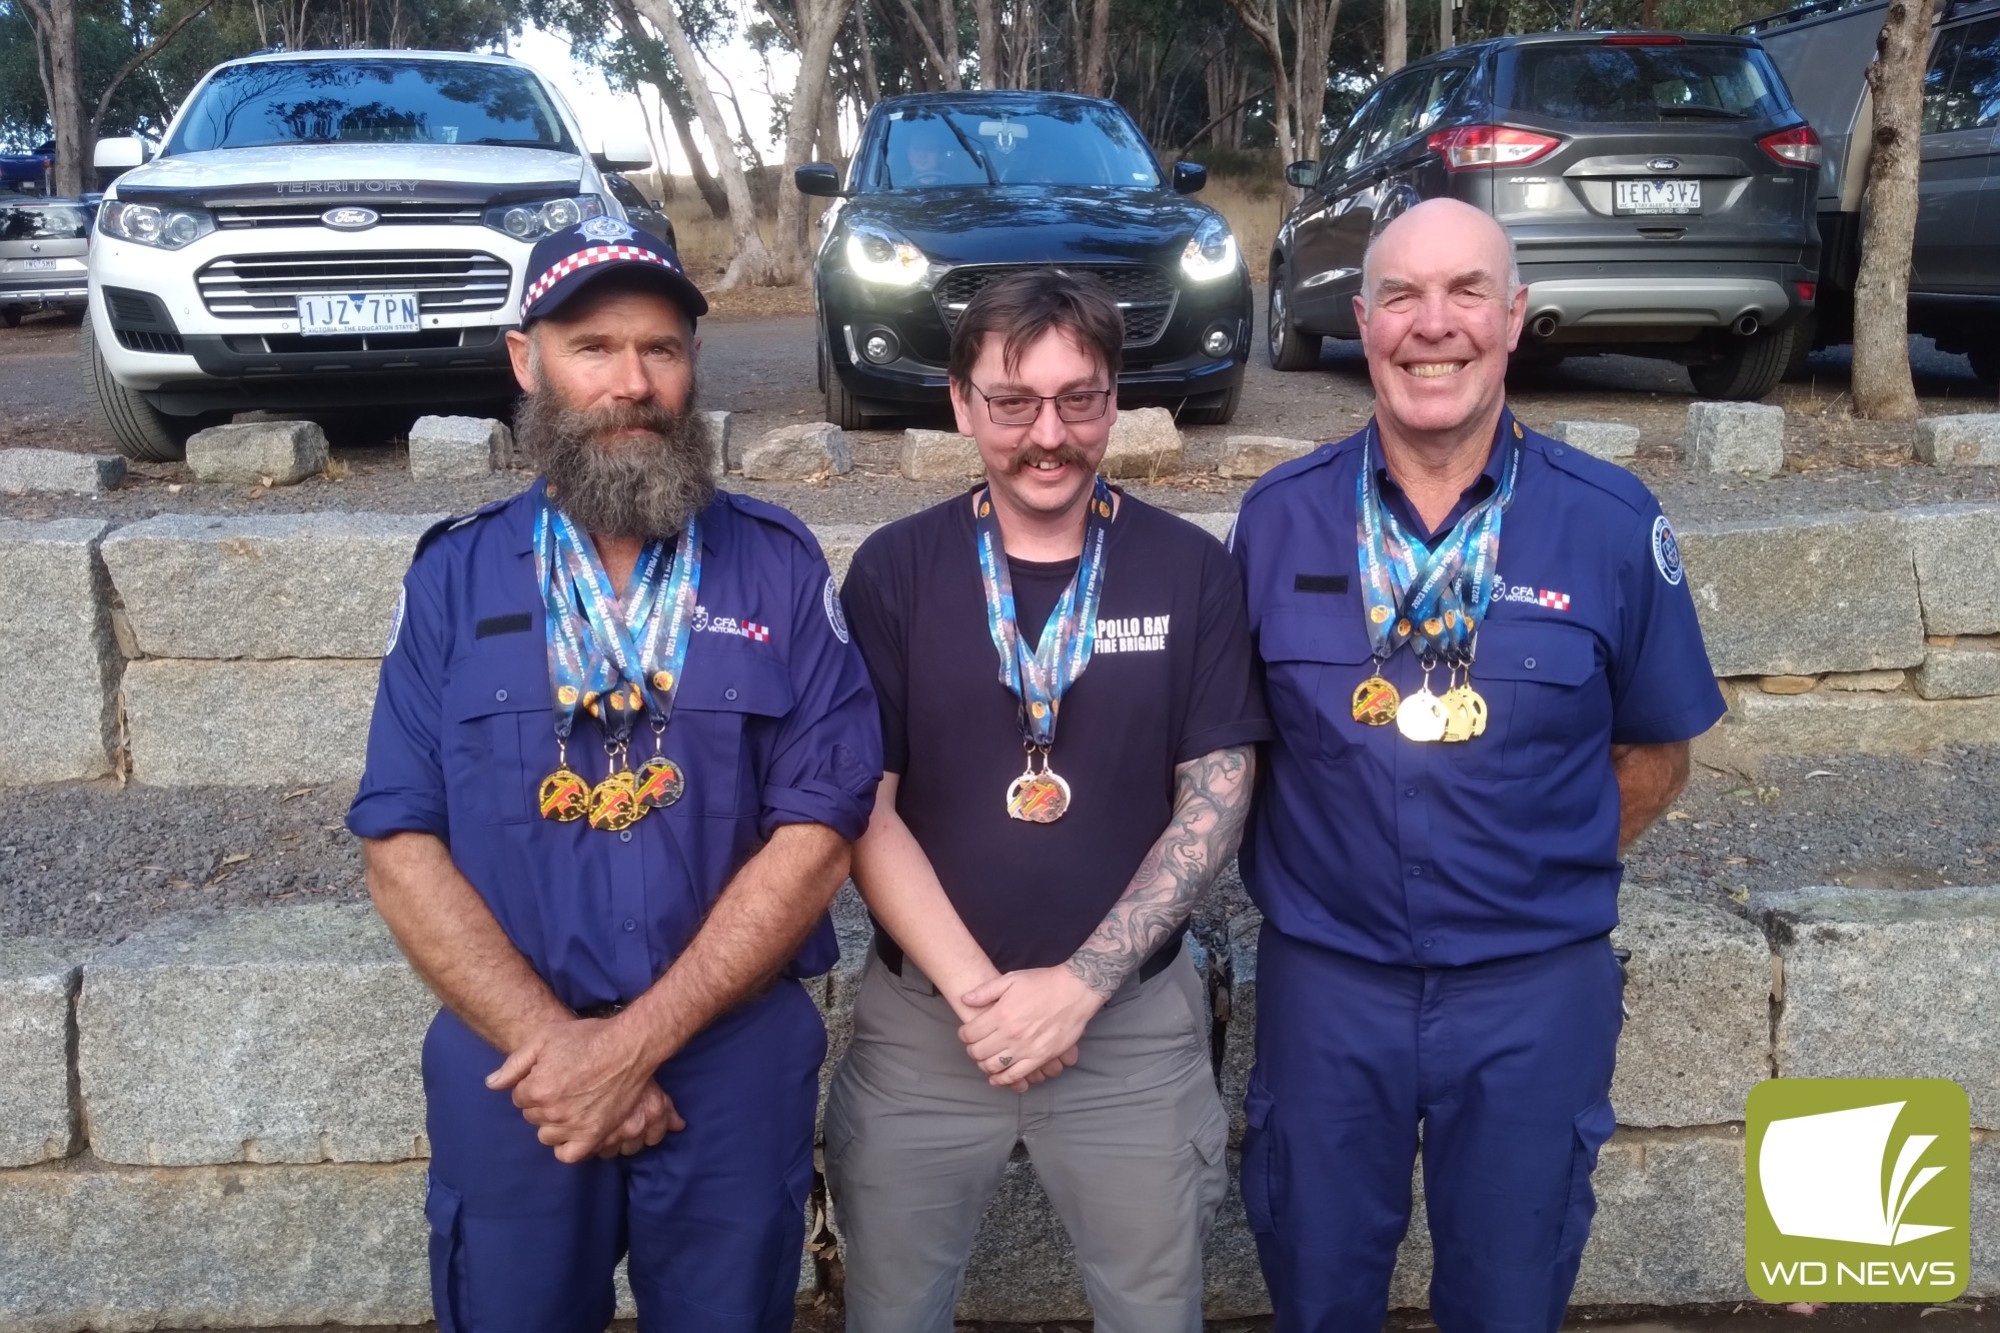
[1284,160,1318,189]
[1172,161,1208,194]
[94,137,146,171]
[794,163,847,197]
[592,134,653,171]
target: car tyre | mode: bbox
[1967,344,2000,385]
[1178,383,1241,426]
[1688,324,1794,402]
[82,314,197,462]
[822,337,870,430]
[2,305,21,328]
[1267,261,1321,371]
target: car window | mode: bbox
[168,59,573,154]
[1497,43,1790,122]
[1364,71,1436,158]
[874,102,1160,189]
[1321,89,1384,183]
[1924,19,2000,132]
[605,175,646,210]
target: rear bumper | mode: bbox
[0,275,87,306]
[1525,276,1804,331]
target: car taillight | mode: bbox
[1796,281,1816,302]
[1760,125,1822,166]
[1427,125,1562,170]
[1602,33,1683,42]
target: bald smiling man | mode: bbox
[1229,199,1726,1332]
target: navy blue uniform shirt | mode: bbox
[347,482,882,1009]
[1232,411,1724,967]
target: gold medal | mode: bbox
[1463,685,1489,737]
[1441,688,1474,743]
[587,769,644,832]
[634,756,686,809]
[1006,768,1072,823]
[1351,674,1401,726]
[538,767,590,822]
[1395,687,1449,743]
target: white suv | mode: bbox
[84,49,652,460]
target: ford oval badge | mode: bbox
[1646,157,1680,172]
[323,206,380,230]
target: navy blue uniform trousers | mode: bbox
[421,981,824,1333]
[1241,925,1623,1333]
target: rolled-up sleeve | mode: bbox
[346,557,450,841]
[757,544,882,843]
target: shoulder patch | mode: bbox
[384,586,407,655]
[823,575,850,643]
[1651,515,1684,586]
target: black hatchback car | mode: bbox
[796,91,1252,427]
[1267,32,1822,400]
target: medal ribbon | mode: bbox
[1356,411,1523,665]
[973,476,1115,748]
[535,496,703,746]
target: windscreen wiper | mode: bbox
[938,116,999,185]
[1656,105,1749,118]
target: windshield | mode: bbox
[167,59,574,154]
[0,201,90,240]
[876,103,1160,189]
[1498,44,1790,121]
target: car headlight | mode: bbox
[844,224,928,287]
[1181,216,1239,281]
[98,200,215,250]
[485,194,606,241]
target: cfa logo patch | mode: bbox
[384,587,406,656]
[1746,1078,1970,1303]
[823,576,849,644]
[1652,515,1684,586]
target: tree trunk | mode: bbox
[1440,0,1452,52]
[614,0,730,218]
[937,0,962,88]
[631,0,778,288]
[1081,0,1112,95]
[768,0,857,284]
[1384,0,1407,72]
[19,0,89,196]
[1851,0,1936,420]
[895,0,958,89]
[975,0,1002,87]
[1287,0,1339,160]
[1225,0,1294,159]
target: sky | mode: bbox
[510,24,796,176]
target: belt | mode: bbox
[874,931,1183,986]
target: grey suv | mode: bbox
[1748,0,2000,380]
[1268,32,1823,399]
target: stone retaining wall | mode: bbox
[3,501,1998,787]
[3,885,1997,1329]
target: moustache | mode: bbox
[1004,443,1094,475]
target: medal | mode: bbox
[635,755,685,809]
[587,767,644,832]
[1352,673,1400,726]
[1395,687,1448,743]
[1463,684,1489,737]
[1441,686,1476,743]
[1006,765,1072,823]
[538,766,590,821]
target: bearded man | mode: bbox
[347,223,881,1333]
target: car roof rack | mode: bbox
[1736,0,1993,33]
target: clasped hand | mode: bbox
[487,1016,684,1163]
[957,966,1101,1091]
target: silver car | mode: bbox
[0,196,92,327]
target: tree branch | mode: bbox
[93,0,218,136]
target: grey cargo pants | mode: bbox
[824,945,1229,1333]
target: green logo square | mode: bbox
[1746,1078,1970,1303]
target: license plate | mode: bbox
[298,292,420,335]
[19,258,58,271]
[1615,179,1701,215]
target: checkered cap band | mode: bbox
[522,244,680,317]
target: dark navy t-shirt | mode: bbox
[842,489,1272,972]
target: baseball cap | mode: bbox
[518,216,709,326]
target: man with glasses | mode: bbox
[825,269,1270,1332]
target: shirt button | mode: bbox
[1409,866,1423,878]
[618,829,632,843]
[1524,657,1537,670]
[623,919,636,932]
[1422,938,1435,949]
[724,687,738,701]
[1405,787,1418,798]
[495,688,509,701]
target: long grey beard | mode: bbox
[517,384,716,540]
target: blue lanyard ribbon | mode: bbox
[1356,413,1522,666]
[973,477,1115,748]
[535,495,703,746]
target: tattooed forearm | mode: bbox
[1064,745,1255,999]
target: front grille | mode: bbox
[215,203,484,229]
[116,328,185,354]
[933,264,1178,348]
[195,250,511,318]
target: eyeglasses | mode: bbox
[971,382,1113,426]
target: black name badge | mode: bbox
[475,612,533,639]
[1293,574,1349,594]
